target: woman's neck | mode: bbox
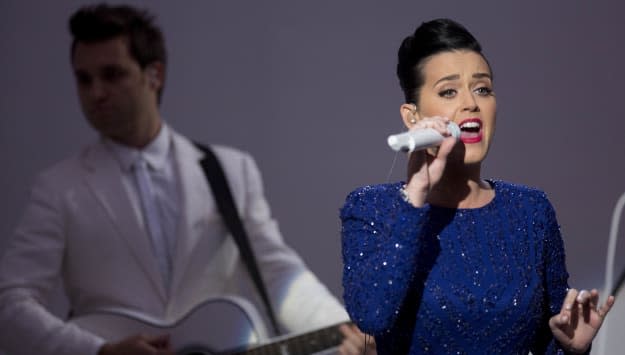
[426,164,494,209]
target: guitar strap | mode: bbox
[194,143,281,336]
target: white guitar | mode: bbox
[71,295,348,355]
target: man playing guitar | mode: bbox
[0,4,374,355]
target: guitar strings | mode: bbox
[362,333,371,355]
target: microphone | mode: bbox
[387,122,461,152]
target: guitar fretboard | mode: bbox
[229,323,345,355]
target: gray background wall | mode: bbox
[1,0,624,342]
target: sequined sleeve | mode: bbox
[530,192,572,355]
[340,183,431,335]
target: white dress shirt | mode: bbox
[105,124,180,291]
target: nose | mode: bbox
[85,79,108,102]
[461,90,479,112]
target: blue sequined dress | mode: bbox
[341,180,571,354]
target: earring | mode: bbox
[410,104,418,123]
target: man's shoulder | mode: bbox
[33,141,102,187]
[170,129,252,163]
[197,144,257,179]
[208,144,251,161]
[181,141,253,167]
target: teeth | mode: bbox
[460,121,481,129]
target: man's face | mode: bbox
[72,36,159,144]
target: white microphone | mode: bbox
[387,122,461,152]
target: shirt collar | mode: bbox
[105,123,172,172]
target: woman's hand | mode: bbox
[338,324,377,355]
[549,288,615,354]
[404,116,458,207]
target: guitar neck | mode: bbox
[71,296,349,355]
[229,322,346,355]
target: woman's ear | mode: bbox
[400,103,420,129]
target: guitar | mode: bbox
[71,295,348,355]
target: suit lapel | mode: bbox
[172,132,221,290]
[81,141,168,302]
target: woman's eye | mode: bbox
[438,89,456,98]
[475,87,493,96]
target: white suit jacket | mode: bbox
[0,129,347,355]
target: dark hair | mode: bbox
[397,18,487,104]
[69,3,167,101]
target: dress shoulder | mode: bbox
[491,180,553,209]
[340,182,405,216]
[344,182,403,198]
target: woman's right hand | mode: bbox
[403,116,458,207]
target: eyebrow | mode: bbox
[433,72,492,87]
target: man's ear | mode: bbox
[400,103,420,129]
[146,62,164,90]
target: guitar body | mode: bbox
[72,295,267,355]
[70,295,346,355]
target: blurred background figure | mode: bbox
[0,3,372,354]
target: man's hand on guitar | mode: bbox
[338,324,377,355]
[98,334,175,355]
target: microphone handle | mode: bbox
[387,122,460,152]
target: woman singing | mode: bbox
[340,19,614,354]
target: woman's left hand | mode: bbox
[549,288,615,354]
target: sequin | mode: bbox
[340,180,570,354]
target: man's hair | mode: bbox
[69,3,167,100]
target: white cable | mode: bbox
[385,150,400,183]
[595,190,625,355]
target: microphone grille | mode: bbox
[448,122,461,139]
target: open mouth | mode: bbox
[459,118,483,144]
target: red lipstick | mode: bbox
[458,118,482,144]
